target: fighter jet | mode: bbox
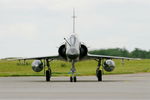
[15,10,138,82]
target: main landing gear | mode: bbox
[44,59,52,82]
[70,60,77,82]
[96,59,102,81]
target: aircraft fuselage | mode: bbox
[66,33,80,61]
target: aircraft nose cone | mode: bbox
[70,48,78,54]
[67,48,79,59]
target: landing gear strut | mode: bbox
[96,59,102,81]
[45,59,52,82]
[70,60,77,82]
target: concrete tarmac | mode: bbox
[0,73,150,100]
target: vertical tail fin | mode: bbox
[72,8,76,33]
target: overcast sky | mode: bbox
[0,0,150,58]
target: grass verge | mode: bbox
[0,59,150,77]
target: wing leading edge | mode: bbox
[2,54,140,61]
[86,54,140,60]
[7,55,62,61]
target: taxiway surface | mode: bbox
[0,73,150,100]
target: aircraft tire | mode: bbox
[97,70,102,81]
[46,70,50,82]
[70,77,73,82]
[74,76,77,82]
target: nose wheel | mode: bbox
[70,76,77,82]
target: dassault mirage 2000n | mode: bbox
[12,10,138,82]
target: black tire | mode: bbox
[74,76,77,82]
[97,70,102,81]
[46,70,50,82]
[70,77,73,82]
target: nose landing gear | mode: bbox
[70,60,77,82]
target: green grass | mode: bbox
[0,59,150,77]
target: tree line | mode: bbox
[89,48,150,58]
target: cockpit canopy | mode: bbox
[70,35,76,46]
